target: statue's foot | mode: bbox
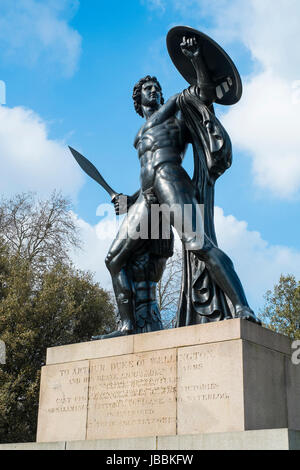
[91,323,134,341]
[235,306,262,325]
[91,329,133,341]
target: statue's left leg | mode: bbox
[153,163,261,325]
[195,243,261,324]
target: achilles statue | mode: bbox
[70,26,261,339]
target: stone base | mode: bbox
[1,429,300,450]
[36,319,300,443]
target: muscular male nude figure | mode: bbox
[104,36,260,338]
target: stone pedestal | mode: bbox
[1,429,300,450]
[36,319,300,443]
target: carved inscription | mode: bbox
[180,383,230,402]
[37,361,89,442]
[46,365,89,414]
[177,341,244,434]
[178,347,231,403]
[86,349,177,440]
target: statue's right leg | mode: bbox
[92,194,149,340]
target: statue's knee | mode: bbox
[105,254,111,268]
[105,253,116,274]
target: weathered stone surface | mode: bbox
[66,436,156,450]
[157,429,300,450]
[86,349,177,440]
[37,320,300,443]
[46,335,134,365]
[177,340,244,434]
[133,320,242,354]
[3,429,300,450]
[0,442,66,450]
[243,340,287,430]
[46,320,292,366]
[36,361,89,443]
[240,320,291,356]
[286,356,300,431]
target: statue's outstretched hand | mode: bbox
[180,36,201,60]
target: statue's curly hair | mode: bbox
[132,75,164,117]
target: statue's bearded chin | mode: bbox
[142,96,160,108]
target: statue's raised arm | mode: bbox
[165,26,261,326]
[167,25,242,107]
[180,35,217,106]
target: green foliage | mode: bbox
[0,194,117,443]
[260,274,300,340]
[0,254,116,443]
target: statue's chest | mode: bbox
[136,118,180,154]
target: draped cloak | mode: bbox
[176,86,234,326]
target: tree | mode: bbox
[260,274,300,340]
[0,192,80,271]
[0,192,117,443]
[157,249,183,329]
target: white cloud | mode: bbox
[141,0,166,13]
[208,0,300,81]
[0,104,83,196]
[143,0,300,198]
[0,0,81,77]
[222,71,300,198]
[215,0,300,198]
[71,205,300,312]
[215,207,300,311]
[71,210,120,291]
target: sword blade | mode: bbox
[69,146,118,201]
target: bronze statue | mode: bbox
[70,26,261,339]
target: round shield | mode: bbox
[166,26,242,106]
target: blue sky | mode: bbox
[1,0,300,313]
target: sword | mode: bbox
[68,146,119,202]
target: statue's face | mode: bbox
[141,80,161,108]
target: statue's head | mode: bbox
[133,76,164,117]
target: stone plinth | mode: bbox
[36,319,300,443]
[2,429,300,450]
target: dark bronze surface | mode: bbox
[167,26,242,106]
[70,26,261,340]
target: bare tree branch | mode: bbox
[157,248,183,329]
[0,192,81,272]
